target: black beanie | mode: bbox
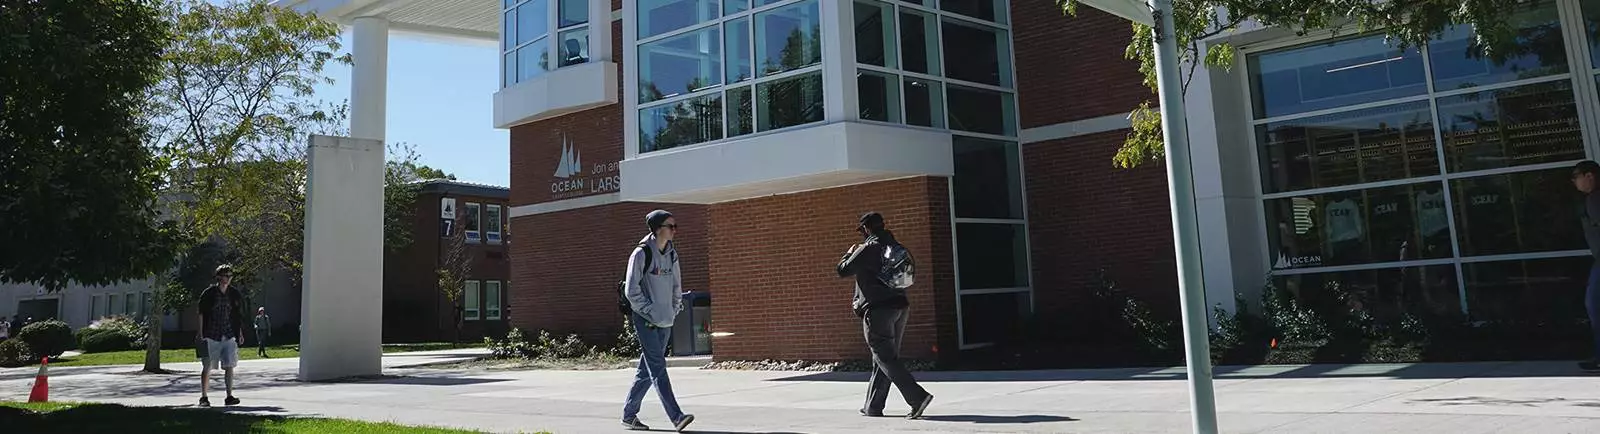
[859,212,885,231]
[646,210,673,233]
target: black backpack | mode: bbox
[617,243,652,316]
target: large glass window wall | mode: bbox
[1252,1,1599,322]
[503,0,593,88]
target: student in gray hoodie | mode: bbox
[621,210,695,432]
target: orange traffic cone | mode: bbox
[27,356,48,402]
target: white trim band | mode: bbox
[1019,112,1133,144]
[509,193,622,218]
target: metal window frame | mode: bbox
[502,0,596,88]
[1241,0,1600,319]
[464,280,482,321]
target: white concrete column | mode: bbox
[819,0,856,122]
[590,0,612,62]
[300,135,385,381]
[350,16,389,142]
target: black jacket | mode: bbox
[837,229,910,316]
[198,285,245,341]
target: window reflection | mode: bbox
[854,0,897,68]
[1273,265,1460,325]
[755,1,822,76]
[517,40,551,82]
[638,0,722,40]
[640,94,724,153]
[858,70,900,123]
[1267,182,1453,270]
[516,0,549,45]
[1427,3,1566,91]
[1463,257,1590,322]
[725,18,752,83]
[940,0,1006,24]
[1249,35,1426,119]
[960,291,1029,345]
[953,137,1023,219]
[947,84,1014,135]
[727,86,753,137]
[899,9,941,75]
[1256,101,1439,193]
[755,72,823,131]
[956,223,1030,289]
[1451,168,1586,256]
[1436,81,1583,172]
[639,27,723,104]
[558,28,589,67]
[941,19,1011,87]
[904,78,944,128]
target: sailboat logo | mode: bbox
[553,134,582,179]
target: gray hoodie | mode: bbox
[625,234,683,327]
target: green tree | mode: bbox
[437,224,474,342]
[385,143,457,253]
[0,0,186,291]
[1058,0,1534,168]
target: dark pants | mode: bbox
[622,313,685,423]
[255,329,269,356]
[1586,265,1600,361]
[862,307,928,414]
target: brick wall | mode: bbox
[1012,1,1148,127]
[1024,131,1179,321]
[705,177,956,362]
[384,191,511,343]
[508,203,709,342]
[508,19,627,207]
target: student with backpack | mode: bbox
[837,212,932,419]
[619,210,695,432]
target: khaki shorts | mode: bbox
[202,337,239,371]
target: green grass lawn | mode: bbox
[0,401,511,433]
[47,342,483,367]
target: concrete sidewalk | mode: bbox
[5,354,1600,433]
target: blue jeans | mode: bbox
[622,314,684,423]
[1587,265,1600,361]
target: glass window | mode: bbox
[904,77,944,128]
[503,9,516,49]
[1248,35,1427,119]
[1463,256,1590,322]
[639,27,723,104]
[91,295,104,319]
[486,281,503,320]
[728,86,754,137]
[1436,81,1583,173]
[946,84,1014,135]
[1584,0,1600,68]
[466,203,482,242]
[1265,182,1453,270]
[486,205,504,243]
[1255,101,1439,193]
[558,0,588,28]
[464,281,481,320]
[941,0,1006,24]
[756,72,824,131]
[641,94,725,152]
[725,0,749,15]
[109,294,121,316]
[141,292,152,317]
[518,40,551,82]
[639,0,721,40]
[960,291,1029,345]
[956,223,1030,289]
[517,0,549,45]
[1451,168,1586,257]
[858,70,901,123]
[755,0,822,76]
[1273,265,1460,322]
[503,52,517,87]
[725,18,753,84]
[125,293,136,317]
[558,28,590,67]
[1427,4,1566,92]
[855,1,897,68]
[899,8,941,75]
[941,19,1011,87]
[953,137,1024,219]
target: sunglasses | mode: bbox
[664,224,679,230]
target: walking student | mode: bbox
[837,212,933,419]
[253,307,271,358]
[197,264,245,407]
[620,210,695,432]
[1574,161,1600,372]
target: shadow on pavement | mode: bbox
[1410,396,1600,407]
[765,361,1595,383]
[920,414,1077,424]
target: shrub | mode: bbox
[612,317,641,358]
[88,316,148,347]
[17,320,73,359]
[0,339,32,367]
[485,328,539,359]
[80,331,135,353]
[485,328,608,360]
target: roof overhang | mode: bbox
[272,0,499,43]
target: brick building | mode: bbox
[383,180,512,343]
[282,0,1600,363]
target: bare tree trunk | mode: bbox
[144,274,167,373]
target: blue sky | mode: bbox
[313,34,510,187]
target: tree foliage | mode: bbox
[0,0,186,290]
[1058,0,1534,168]
[437,225,474,342]
[385,143,456,252]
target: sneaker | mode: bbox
[1580,360,1600,372]
[907,395,934,419]
[620,418,649,431]
[198,397,211,408]
[674,414,695,432]
[224,396,240,406]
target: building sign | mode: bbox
[440,198,457,237]
[550,133,619,200]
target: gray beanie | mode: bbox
[646,210,673,233]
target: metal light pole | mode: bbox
[1074,0,1218,432]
